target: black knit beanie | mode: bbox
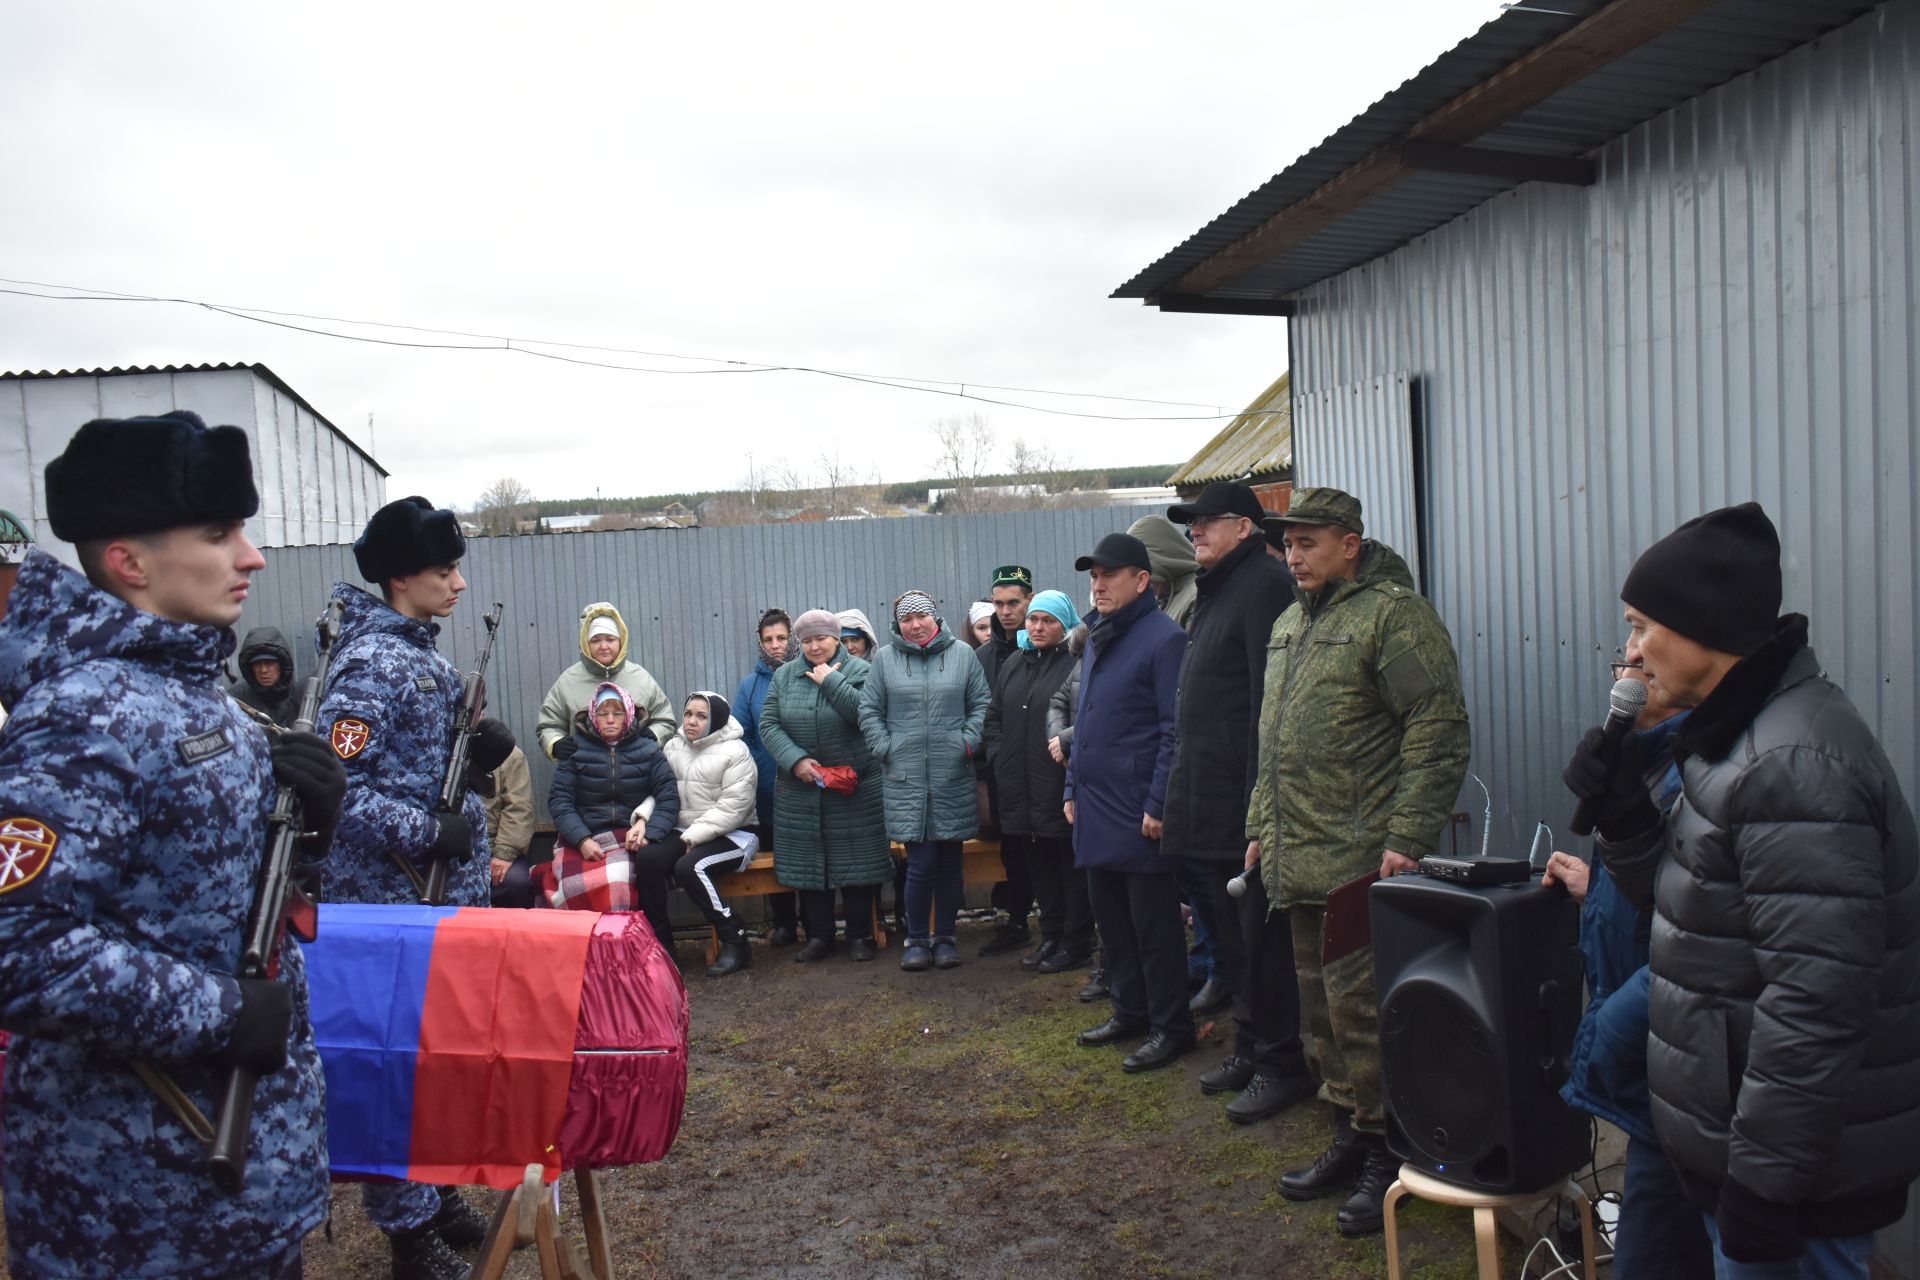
[354,496,466,583]
[691,690,731,734]
[1620,502,1781,656]
[45,411,258,542]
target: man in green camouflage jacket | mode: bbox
[1244,487,1470,1237]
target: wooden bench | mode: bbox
[704,839,1006,959]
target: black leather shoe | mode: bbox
[792,938,834,963]
[1188,977,1233,1015]
[768,925,798,947]
[430,1186,489,1250]
[1198,1054,1256,1095]
[978,924,1031,957]
[1121,1030,1196,1073]
[1335,1137,1398,1236]
[847,937,876,962]
[1021,939,1062,969]
[389,1221,470,1280]
[1278,1119,1368,1201]
[1077,1016,1148,1047]
[706,939,751,977]
[1038,946,1093,975]
[1076,968,1110,1003]
[1225,1072,1316,1125]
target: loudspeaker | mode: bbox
[1371,874,1586,1193]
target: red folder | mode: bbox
[1322,870,1382,965]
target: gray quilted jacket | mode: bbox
[859,618,990,843]
[1599,616,1920,1232]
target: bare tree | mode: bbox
[930,413,997,513]
[818,448,857,518]
[474,476,534,536]
[1007,436,1072,509]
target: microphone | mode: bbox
[1226,870,1250,898]
[1568,677,1650,837]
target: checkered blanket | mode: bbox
[538,829,637,912]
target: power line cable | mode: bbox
[0,275,1286,423]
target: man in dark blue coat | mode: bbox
[0,412,342,1279]
[1065,533,1194,1072]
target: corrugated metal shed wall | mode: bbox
[1294,372,1422,586]
[0,367,384,561]
[235,504,1162,823]
[1292,0,1918,855]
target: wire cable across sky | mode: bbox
[0,275,1284,424]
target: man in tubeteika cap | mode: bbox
[0,412,342,1278]
[314,494,515,1277]
[976,562,1039,957]
[1569,503,1920,1271]
[1248,487,1470,1236]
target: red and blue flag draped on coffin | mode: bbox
[301,904,687,1188]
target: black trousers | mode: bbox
[800,884,877,942]
[1010,832,1093,953]
[991,828,1035,926]
[634,832,753,943]
[753,816,799,932]
[490,858,537,909]
[1203,859,1308,1078]
[1085,867,1194,1040]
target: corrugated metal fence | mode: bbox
[238,504,1161,821]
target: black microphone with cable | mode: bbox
[1568,677,1649,837]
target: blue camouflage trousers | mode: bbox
[363,1179,440,1234]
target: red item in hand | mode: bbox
[816,765,859,794]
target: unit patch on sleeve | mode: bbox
[331,718,372,760]
[414,676,439,692]
[177,727,235,766]
[0,818,57,895]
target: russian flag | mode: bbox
[302,905,597,1188]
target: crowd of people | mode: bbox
[0,411,1914,1280]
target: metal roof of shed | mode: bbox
[1169,371,1291,486]
[0,361,388,476]
[1115,0,1880,306]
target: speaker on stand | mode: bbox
[1371,874,1586,1193]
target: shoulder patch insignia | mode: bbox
[331,718,372,760]
[0,818,57,896]
[414,676,438,692]
[177,727,234,766]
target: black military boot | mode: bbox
[1334,1135,1399,1237]
[1277,1114,1367,1201]
[430,1186,489,1249]
[706,937,751,977]
[389,1220,470,1280]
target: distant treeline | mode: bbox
[527,464,1175,517]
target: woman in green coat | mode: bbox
[858,589,991,973]
[758,609,892,962]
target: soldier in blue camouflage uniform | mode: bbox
[0,412,343,1279]
[315,495,514,1280]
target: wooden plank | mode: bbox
[1153,295,1296,316]
[470,1185,521,1280]
[577,1166,615,1280]
[1168,0,1719,297]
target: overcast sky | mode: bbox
[2,1,1493,507]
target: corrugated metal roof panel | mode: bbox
[1115,0,1879,302]
[1169,370,1292,486]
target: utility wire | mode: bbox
[0,275,1285,423]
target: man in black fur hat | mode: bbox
[0,411,342,1278]
[314,495,514,1278]
[1570,502,1920,1273]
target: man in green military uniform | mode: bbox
[1244,487,1470,1236]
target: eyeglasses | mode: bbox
[1183,514,1248,542]
[1608,648,1643,680]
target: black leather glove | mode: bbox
[429,812,474,865]
[550,737,578,762]
[219,978,291,1074]
[469,716,515,774]
[1562,726,1657,840]
[1715,1179,1802,1263]
[271,730,346,857]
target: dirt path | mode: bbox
[298,920,1486,1279]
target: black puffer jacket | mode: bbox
[547,717,681,850]
[983,642,1075,838]
[1161,536,1294,862]
[227,625,298,727]
[1599,615,1920,1234]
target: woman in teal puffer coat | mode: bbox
[858,590,991,973]
[758,609,892,962]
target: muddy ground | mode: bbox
[289,915,1503,1280]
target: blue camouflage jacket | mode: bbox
[315,583,490,906]
[0,551,328,1279]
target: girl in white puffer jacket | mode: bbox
[652,691,761,977]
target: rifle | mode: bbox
[423,602,505,906]
[207,598,343,1195]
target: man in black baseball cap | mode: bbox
[1074,532,1152,575]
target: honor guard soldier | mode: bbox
[0,412,342,1279]
[315,495,514,1279]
